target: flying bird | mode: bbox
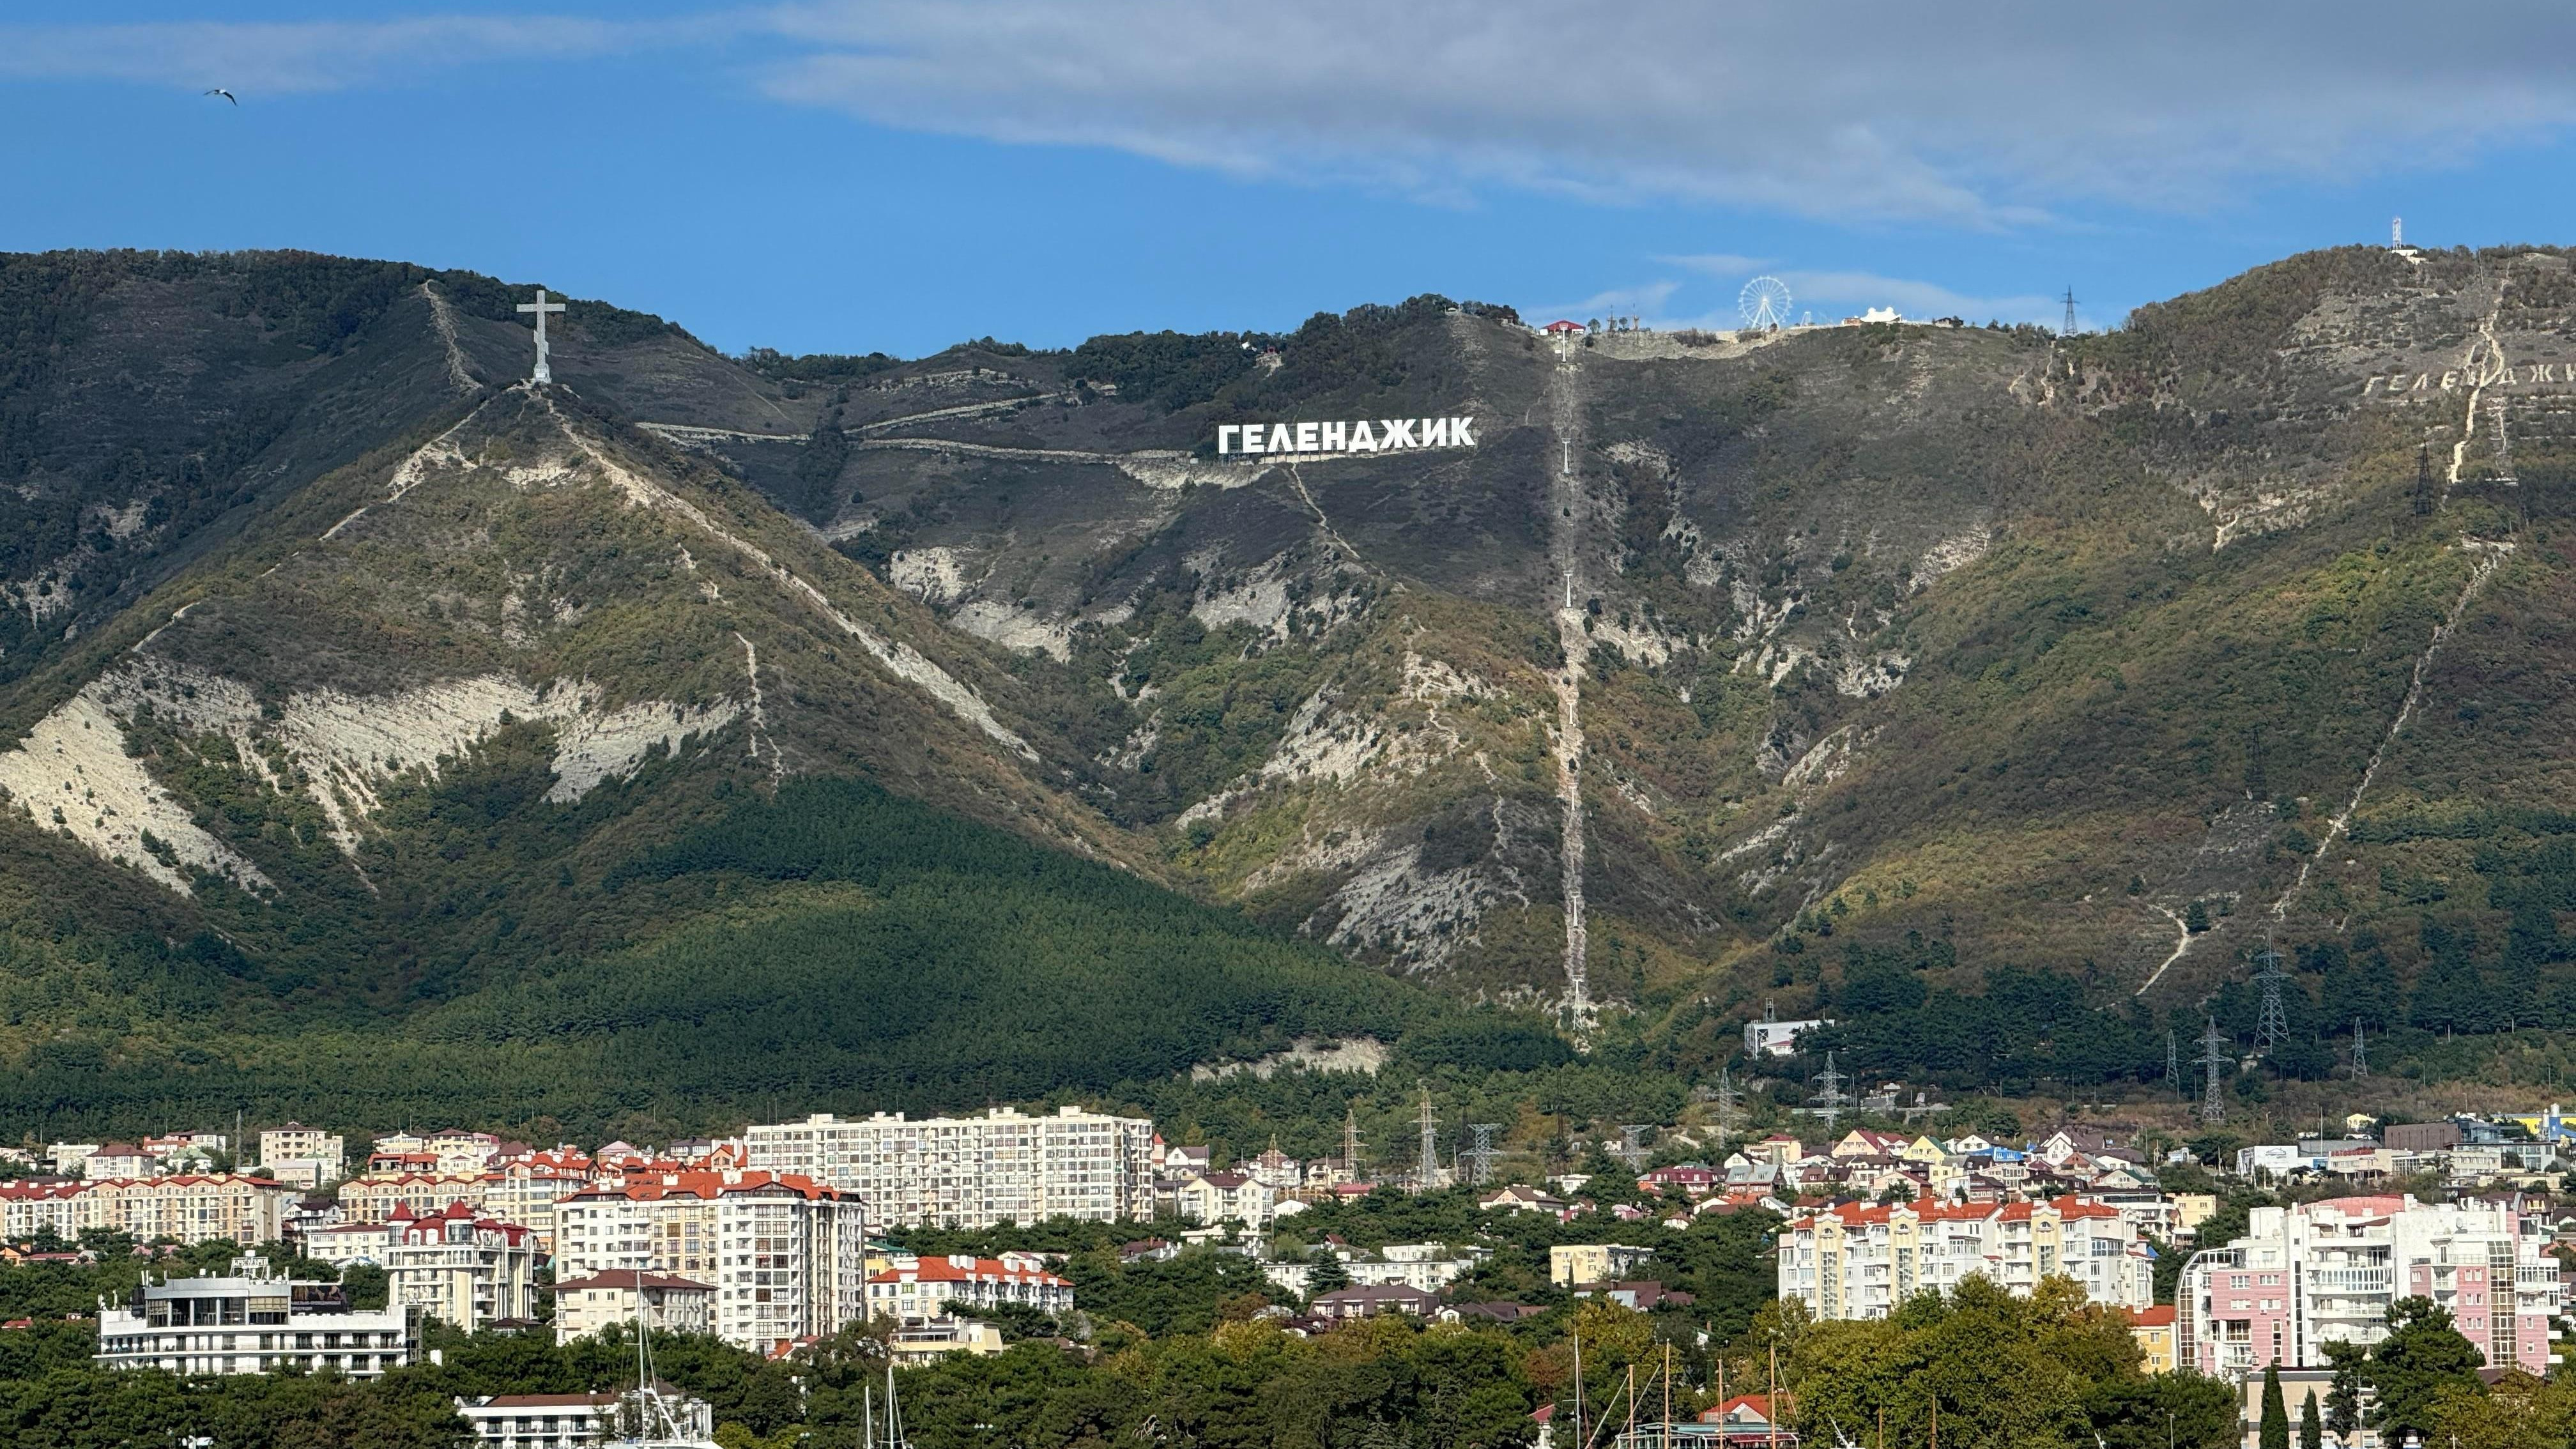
[204,89,236,105]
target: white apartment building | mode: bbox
[0,1181,86,1240]
[1174,1170,1278,1229]
[2179,1195,2562,1379]
[95,1255,412,1378]
[1777,1195,2155,1321]
[457,1388,713,1449]
[257,1123,346,1189]
[385,1203,544,1332]
[864,1253,1075,1321]
[744,1105,1155,1229]
[552,1170,865,1353]
[83,1144,156,1180]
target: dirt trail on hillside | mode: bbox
[2267,541,2513,923]
[1544,345,1593,1023]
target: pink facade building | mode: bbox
[2179,1195,2561,1379]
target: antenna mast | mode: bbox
[2352,1018,2369,1078]
[1341,1105,1364,1181]
[2167,1029,2182,1100]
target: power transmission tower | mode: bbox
[2061,286,2079,337]
[2352,1018,2369,1078]
[1415,1086,1439,1192]
[2168,1029,2183,1100]
[1341,1105,1365,1181]
[1618,1124,1653,1173]
[2254,944,2290,1055]
[2196,1019,2231,1123]
[2414,445,2435,516]
[1464,1124,1502,1185]
[1713,1068,1744,1151]
[1808,1051,1851,1130]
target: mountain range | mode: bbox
[1,243,2569,1140]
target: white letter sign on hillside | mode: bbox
[1216,417,1478,456]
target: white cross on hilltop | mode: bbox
[516,288,567,384]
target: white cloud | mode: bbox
[11,3,2576,224]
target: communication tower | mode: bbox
[1340,1105,1365,1179]
[2352,1019,2369,1078]
[2167,1029,2182,1099]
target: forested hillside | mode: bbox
[0,245,2572,1137]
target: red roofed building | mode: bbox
[385,1202,543,1331]
[0,1180,87,1241]
[482,1148,594,1250]
[1543,320,1587,335]
[866,1252,1073,1320]
[2129,1304,2177,1372]
[553,1170,865,1351]
[1697,1394,1795,1447]
[1639,1165,1720,1197]
[1777,1195,2152,1321]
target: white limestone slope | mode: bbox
[0,661,739,894]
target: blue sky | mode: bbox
[6,1,2576,358]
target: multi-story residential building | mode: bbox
[744,1106,1155,1229]
[2177,1195,2562,1379]
[83,1144,156,1180]
[1347,1246,1482,1292]
[95,1254,412,1377]
[257,1124,346,1189]
[384,1203,544,1332]
[46,1142,100,1176]
[422,1131,503,1176]
[302,1220,394,1267]
[2131,1305,2177,1372]
[1175,1170,1278,1229]
[551,1170,864,1353]
[0,1180,86,1240]
[481,1149,593,1250]
[864,1253,1074,1321]
[78,1174,293,1245]
[1551,1244,1652,1287]
[1775,1196,2154,1321]
[456,1387,713,1449]
[551,1269,717,1346]
[340,1174,488,1224]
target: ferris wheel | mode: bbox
[1739,276,1793,330]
